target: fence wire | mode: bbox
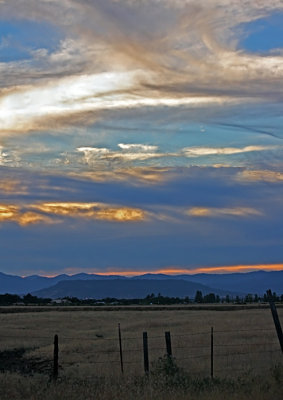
[0,327,282,379]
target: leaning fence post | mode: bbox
[165,331,172,358]
[210,327,214,379]
[143,331,149,374]
[118,323,124,374]
[53,334,59,381]
[267,290,283,353]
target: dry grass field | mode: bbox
[0,306,282,399]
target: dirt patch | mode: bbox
[0,348,52,376]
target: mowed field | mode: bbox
[0,306,282,400]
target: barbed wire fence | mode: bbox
[0,298,282,380]
[1,326,281,380]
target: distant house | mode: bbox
[52,299,69,304]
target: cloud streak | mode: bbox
[0,0,283,133]
[61,263,283,276]
[237,169,283,183]
[0,204,54,226]
[69,167,174,185]
[182,145,276,157]
[0,201,148,225]
[187,206,262,218]
[32,202,147,222]
[75,144,279,169]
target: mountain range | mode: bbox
[0,270,282,299]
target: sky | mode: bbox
[0,0,283,277]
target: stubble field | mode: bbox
[0,306,282,400]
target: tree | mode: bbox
[245,294,253,303]
[194,290,203,303]
[235,295,241,304]
[203,293,216,303]
[23,293,38,304]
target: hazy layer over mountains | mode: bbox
[0,271,282,299]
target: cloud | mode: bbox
[69,167,173,185]
[182,145,277,157]
[77,144,172,164]
[32,202,147,222]
[118,143,158,152]
[187,206,262,218]
[0,201,148,225]
[0,179,27,194]
[76,144,279,168]
[237,169,283,183]
[58,262,283,277]
[0,146,9,165]
[0,0,282,133]
[0,72,237,134]
[0,204,54,226]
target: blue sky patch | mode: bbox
[0,19,62,62]
[240,13,283,53]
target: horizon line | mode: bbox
[17,263,283,278]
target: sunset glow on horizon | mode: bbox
[27,264,283,279]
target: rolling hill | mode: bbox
[32,279,230,299]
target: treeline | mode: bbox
[0,291,282,306]
[193,290,283,304]
[0,293,51,306]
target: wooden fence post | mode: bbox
[210,327,214,379]
[143,331,149,374]
[53,334,59,381]
[118,323,124,374]
[267,290,283,353]
[165,331,172,358]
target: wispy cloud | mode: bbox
[237,169,283,183]
[0,179,27,194]
[60,263,283,276]
[118,144,158,152]
[75,144,279,169]
[0,0,282,133]
[0,204,54,226]
[0,201,149,225]
[187,206,262,218]
[77,144,170,164]
[32,202,148,223]
[182,145,276,157]
[69,167,173,185]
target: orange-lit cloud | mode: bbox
[17,212,54,226]
[69,167,172,185]
[186,206,262,218]
[0,204,18,222]
[0,179,27,194]
[156,264,283,274]
[61,263,283,277]
[32,202,147,222]
[237,170,283,183]
[0,201,148,225]
[0,204,53,226]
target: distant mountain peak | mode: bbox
[0,270,282,296]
